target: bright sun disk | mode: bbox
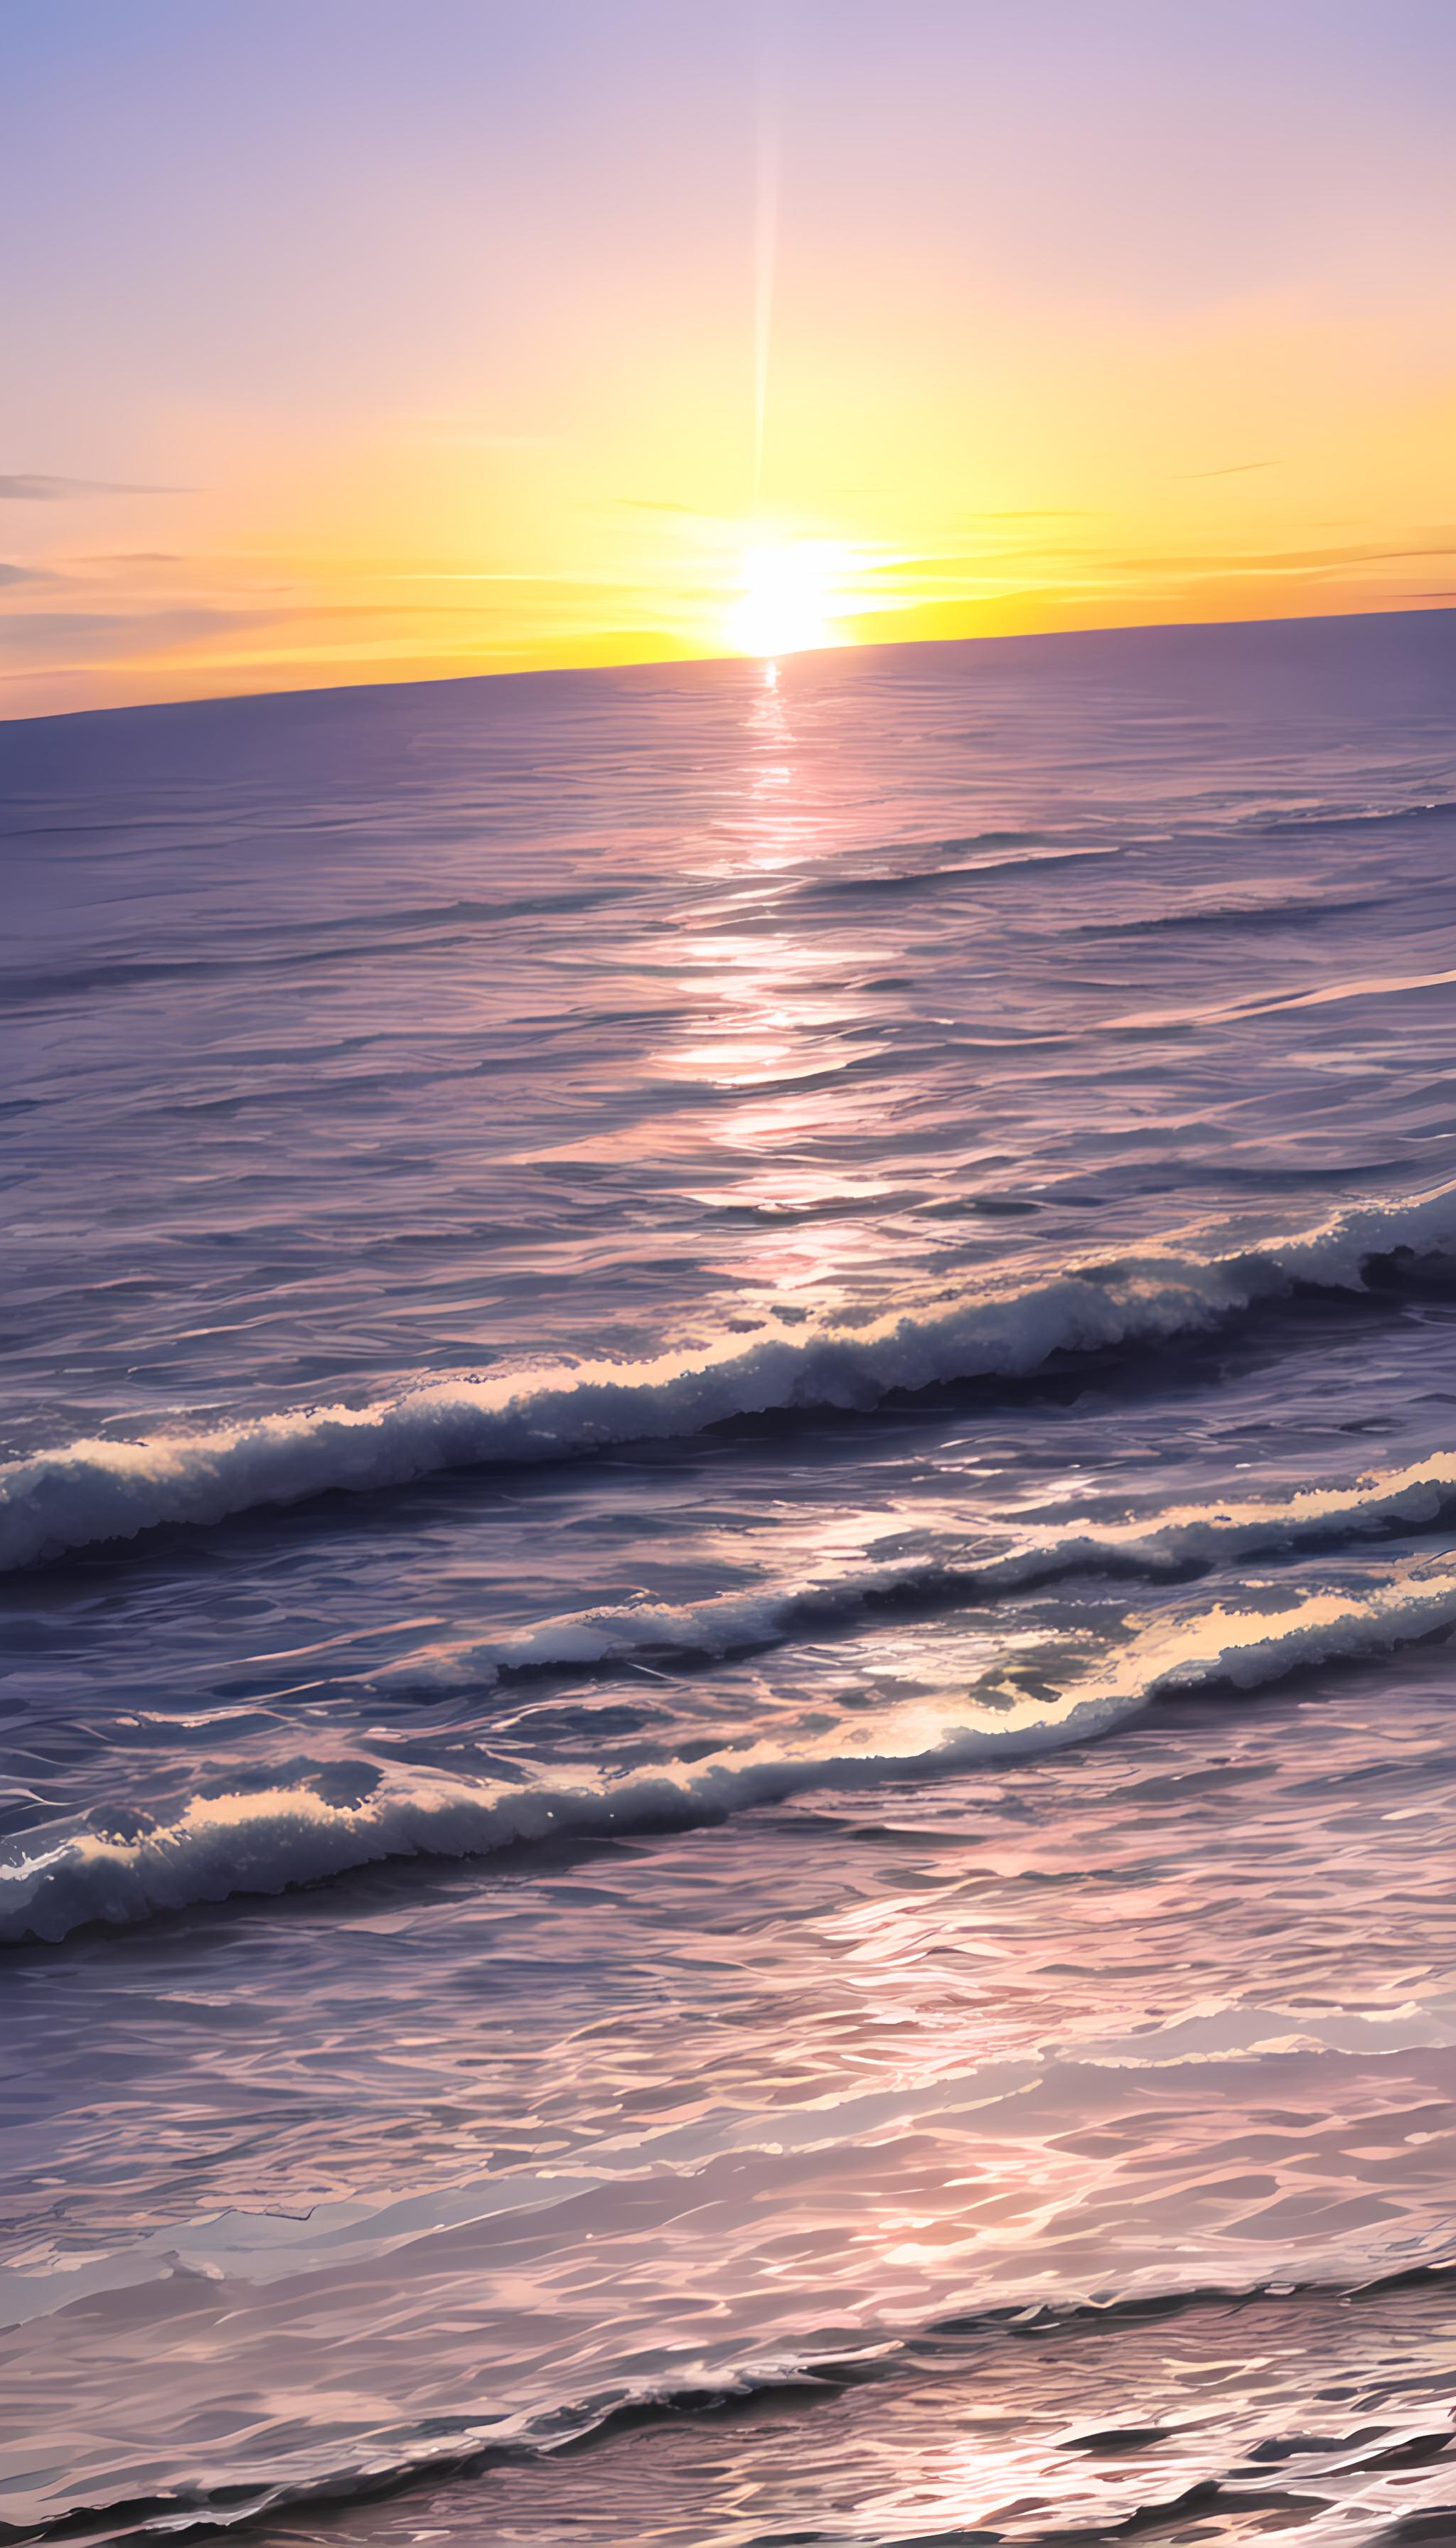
[724,540,845,659]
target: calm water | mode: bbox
[4,612,1456,2545]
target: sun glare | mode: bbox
[724,540,845,660]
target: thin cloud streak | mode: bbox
[0,474,192,500]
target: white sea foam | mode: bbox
[6,1560,1455,1944]
[5,1181,1456,1577]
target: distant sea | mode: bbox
[5,610,1456,2545]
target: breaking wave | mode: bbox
[6,1559,1456,1945]
[6,1180,1456,1575]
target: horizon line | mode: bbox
[2,594,1452,734]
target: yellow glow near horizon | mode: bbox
[724,540,847,659]
[7,8,1456,719]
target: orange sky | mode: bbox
[4,1,1455,717]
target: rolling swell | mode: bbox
[6,1179,1456,1573]
[1252,793,1456,836]
[6,1558,1456,1944]
[787,840,1121,901]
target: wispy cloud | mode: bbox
[0,605,272,657]
[0,473,192,500]
[1103,537,1456,575]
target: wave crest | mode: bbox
[6,1560,1456,1944]
[6,1179,1456,1574]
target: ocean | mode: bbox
[4,608,1456,2545]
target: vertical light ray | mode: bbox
[752,22,781,500]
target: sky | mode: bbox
[3,0,1455,717]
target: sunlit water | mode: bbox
[4,612,1456,2545]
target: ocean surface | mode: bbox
[4,609,1456,2547]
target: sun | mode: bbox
[724,540,845,660]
